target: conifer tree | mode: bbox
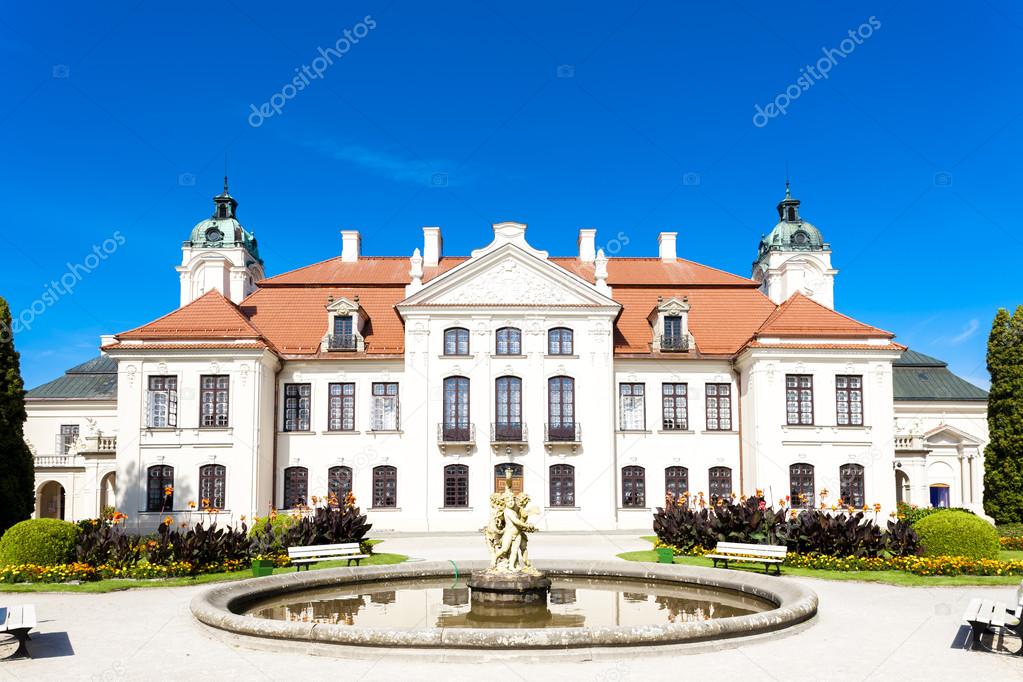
[983,306,1023,523]
[0,297,35,534]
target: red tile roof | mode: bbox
[116,290,265,341]
[754,292,893,339]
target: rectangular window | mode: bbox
[661,383,688,430]
[372,382,399,431]
[328,382,356,431]
[147,376,178,428]
[200,375,229,427]
[619,383,645,430]
[283,383,311,432]
[58,424,79,454]
[786,375,814,425]
[705,383,731,431]
[836,375,863,426]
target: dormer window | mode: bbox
[330,315,356,350]
[649,297,691,353]
[323,296,365,352]
[444,327,470,356]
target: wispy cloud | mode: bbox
[298,137,463,187]
[949,318,979,345]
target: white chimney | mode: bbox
[423,226,442,267]
[658,232,677,262]
[577,228,596,262]
[341,230,361,262]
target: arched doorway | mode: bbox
[99,472,116,512]
[894,469,910,505]
[38,481,66,520]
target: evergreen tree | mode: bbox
[983,306,1023,523]
[0,296,34,534]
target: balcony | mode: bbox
[437,423,475,452]
[659,335,689,352]
[894,434,927,451]
[35,454,76,468]
[52,434,116,456]
[326,334,358,351]
[545,422,581,443]
[491,422,527,443]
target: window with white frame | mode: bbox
[147,376,178,428]
[619,383,646,430]
[372,382,399,431]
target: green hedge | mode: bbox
[0,518,79,566]
[915,510,999,560]
[897,502,974,526]
[998,523,1023,538]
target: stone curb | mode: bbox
[190,560,818,651]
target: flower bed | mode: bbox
[1000,537,1023,551]
[0,559,250,584]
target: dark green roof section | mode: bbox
[27,355,117,400]
[893,349,988,401]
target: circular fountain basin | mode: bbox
[190,560,817,657]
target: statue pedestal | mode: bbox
[467,571,551,606]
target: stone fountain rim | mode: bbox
[190,559,818,651]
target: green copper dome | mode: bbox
[757,184,827,259]
[186,178,263,265]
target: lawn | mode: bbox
[619,537,1022,587]
[0,551,407,594]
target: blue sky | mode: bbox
[1,1,1020,390]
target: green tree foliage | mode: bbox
[0,296,35,534]
[983,306,1023,523]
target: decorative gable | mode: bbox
[647,296,693,352]
[322,295,367,352]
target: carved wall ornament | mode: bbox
[158,362,168,374]
[432,258,579,305]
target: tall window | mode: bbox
[789,463,814,508]
[443,464,469,508]
[283,383,311,431]
[443,376,471,441]
[662,383,688,430]
[665,466,688,498]
[496,327,521,355]
[371,382,399,431]
[619,383,646,431]
[147,376,178,428]
[200,375,229,427]
[785,375,814,425]
[58,424,79,454]
[373,465,397,508]
[836,375,863,426]
[705,383,732,431]
[328,465,352,502]
[199,464,226,509]
[333,315,353,338]
[709,466,732,499]
[146,465,174,512]
[622,466,646,507]
[328,382,356,431]
[547,376,575,440]
[283,466,308,509]
[444,327,470,356]
[664,316,682,340]
[548,327,574,355]
[550,464,576,507]
[840,464,865,508]
[495,376,522,440]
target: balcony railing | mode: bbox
[894,434,925,450]
[660,335,689,352]
[35,454,75,468]
[327,334,358,351]
[437,423,475,443]
[545,422,581,443]
[491,422,527,442]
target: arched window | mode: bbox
[548,327,573,355]
[840,464,865,508]
[708,466,732,500]
[494,463,523,494]
[146,465,174,512]
[789,463,814,508]
[443,464,469,508]
[444,327,470,356]
[550,464,575,507]
[665,466,688,499]
[283,466,308,509]
[328,465,352,503]
[494,376,522,441]
[622,466,646,507]
[547,376,575,441]
[373,465,397,508]
[198,464,226,509]
[442,376,471,441]
[495,327,522,355]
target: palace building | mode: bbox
[25,182,989,531]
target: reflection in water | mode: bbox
[248,577,773,630]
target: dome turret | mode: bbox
[756,183,826,259]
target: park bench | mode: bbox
[287,542,368,571]
[0,605,36,660]
[705,542,787,575]
[962,581,1023,655]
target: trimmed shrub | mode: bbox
[915,510,999,559]
[0,518,79,566]
[897,502,974,526]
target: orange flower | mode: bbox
[163,516,173,526]
[188,500,197,509]
[164,485,174,497]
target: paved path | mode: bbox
[2,534,1021,681]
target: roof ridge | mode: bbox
[756,292,894,338]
